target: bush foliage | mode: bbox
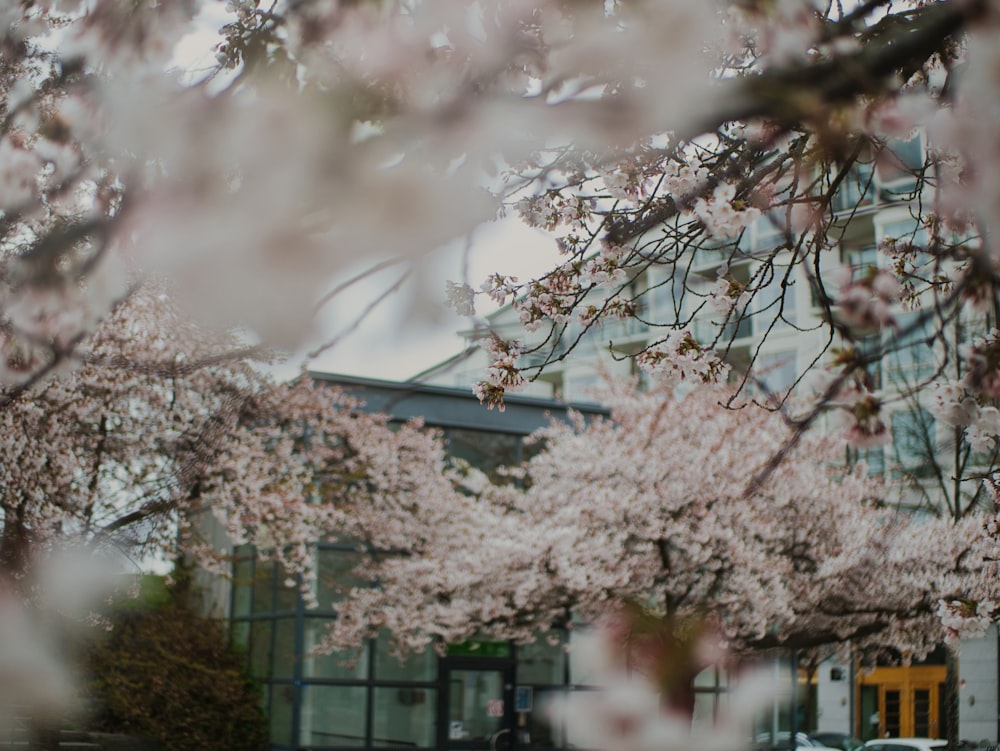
[82,578,269,751]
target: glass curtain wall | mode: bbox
[229,426,577,751]
[228,394,732,751]
[231,543,440,750]
[231,542,587,750]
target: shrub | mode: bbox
[82,577,268,751]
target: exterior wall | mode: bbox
[816,659,852,735]
[960,627,999,743]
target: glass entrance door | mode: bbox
[442,660,514,750]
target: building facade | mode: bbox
[226,376,624,750]
[414,138,1000,745]
[224,374,960,749]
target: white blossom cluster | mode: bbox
[929,331,1000,452]
[937,598,996,644]
[473,334,527,411]
[635,330,731,386]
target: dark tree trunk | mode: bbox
[0,510,32,584]
[945,646,960,751]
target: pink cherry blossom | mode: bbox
[326,382,982,667]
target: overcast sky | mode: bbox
[171,10,562,384]
[302,219,560,382]
[169,12,561,384]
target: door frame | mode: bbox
[439,655,517,750]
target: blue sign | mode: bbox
[515,686,533,712]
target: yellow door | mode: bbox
[857,666,945,739]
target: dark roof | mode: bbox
[310,372,607,435]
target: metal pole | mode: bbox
[791,650,799,751]
[850,653,857,740]
[773,661,781,745]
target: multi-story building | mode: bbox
[226,372,996,750]
[415,137,1000,745]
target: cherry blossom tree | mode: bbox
[0,282,469,730]
[307,380,996,751]
[0,285,457,585]
[323,383,986,671]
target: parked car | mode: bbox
[810,732,865,751]
[755,732,840,751]
[863,738,947,751]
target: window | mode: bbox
[446,429,520,484]
[250,619,274,678]
[275,565,299,613]
[252,560,276,614]
[879,217,928,249]
[692,666,729,729]
[373,687,437,747]
[302,618,368,679]
[231,620,250,651]
[753,215,785,253]
[753,272,796,333]
[564,372,600,402]
[273,618,298,679]
[232,556,253,618]
[848,445,885,477]
[375,632,436,681]
[314,546,368,610]
[270,684,295,747]
[832,162,875,213]
[525,689,571,749]
[884,313,935,387]
[845,246,879,281]
[876,135,923,198]
[855,332,883,391]
[299,685,368,747]
[517,635,566,685]
[756,351,798,396]
[890,408,935,478]
[647,266,689,321]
